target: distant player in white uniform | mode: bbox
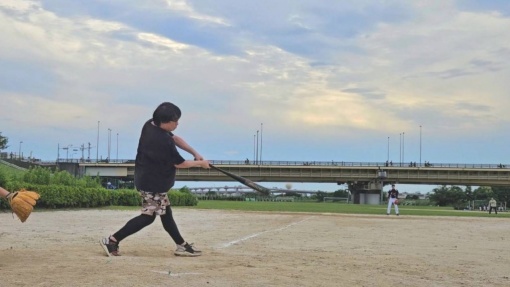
[488,198,497,214]
[387,184,399,216]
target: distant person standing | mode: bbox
[488,198,498,214]
[387,184,399,216]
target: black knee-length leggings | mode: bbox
[112,206,184,245]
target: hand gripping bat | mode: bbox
[209,164,271,195]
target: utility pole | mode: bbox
[87,142,91,161]
[80,144,85,161]
[96,121,100,162]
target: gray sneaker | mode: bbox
[99,237,120,257]
[174,242,202,257]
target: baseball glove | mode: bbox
[7,189,40,222]
[394,199,399,205]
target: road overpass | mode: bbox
[48,159,510,204]
[55,159,510,187]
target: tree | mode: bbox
[473,186,492,201]
[285,192,303,197]
[428,186,449,206]
[333,189,349,198]
[428,185,466,206]
[314,191,332,202]
[490,186,510,209]
[449,186,467,208]
[179,186,192,194]
[464,186,474,209]
[0,132,8,151]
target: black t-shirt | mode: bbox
[388,188,399,199]
[134,120,185,193]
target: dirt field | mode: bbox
[1,208,509,287]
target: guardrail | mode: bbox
[51,158,509,169]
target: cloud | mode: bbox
[342,88,386,100]
[164,0,230,26]
[1,0,510,164]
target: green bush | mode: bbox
[23,166,51,185]
[169,190,198,206]
[0,169,9,187]
[109,189,141,206]
[21,166,102,188]
[0,184,196,210]
[452,201,469,210]
[0,166,197,210]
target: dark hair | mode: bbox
[152,102,181,126]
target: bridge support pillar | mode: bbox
[346,179,385,205]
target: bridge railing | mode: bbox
[207,160,506,169]
[49,158,508,169]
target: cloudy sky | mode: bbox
[1,0,510,192]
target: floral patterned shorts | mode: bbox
[139,190,170,216]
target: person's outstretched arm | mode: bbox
[173,135,204,160]
[175,159,210,169]
[0,186,10,198]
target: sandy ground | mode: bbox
[1,208,509,287]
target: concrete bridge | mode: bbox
[56,160,510,185]
[52,159,510,204]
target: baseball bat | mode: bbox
[209,164,271,195]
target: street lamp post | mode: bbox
[253,134,256,163]
[256,130,259,165]
[260,123,263,164]
[18,141,23,160]
[116,133,119,162]
[63,144,72,161]
[399,133,401,166]
[402,132,405,165]
[96,121,100,162]
[419,125,422,166]
[107,128,112,161]
[387,137,389,162]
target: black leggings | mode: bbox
[112,206,185,245]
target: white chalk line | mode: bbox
[218,216,313,249]
[151,270,203,277]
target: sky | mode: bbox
[1,0,510,193]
